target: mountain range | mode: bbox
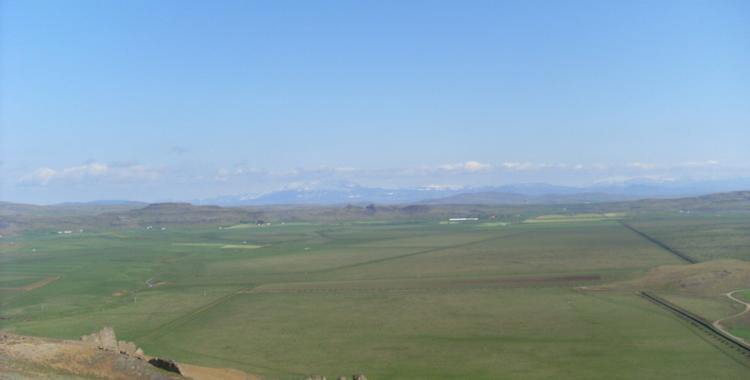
[192,178,750,206]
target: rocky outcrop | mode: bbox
[2,330,268,379]
[74,328,360,379]
[149,357,182,374]
[80,327,118,351]
[117,340,138,355]
[0,331,183,380]
[81,327,143,357]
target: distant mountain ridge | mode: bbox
[3,190,750,236]
[4,179,750,208]
[421,191,639,205]
[194,183,471,206]
[193,179,750,206]
[56,200,148,206]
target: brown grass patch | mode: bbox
[178,362,261,380]
[0,276,60,292]
[594,259,750,295]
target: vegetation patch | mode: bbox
[3,216,750,379]
[478,222,509,227]
[172,242,263,250]
[524,213,625,223]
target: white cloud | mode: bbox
[593,175,677,184]
[627,162,658,170]
[500,162,536,171]
[23,167,57,185]
[214,168,231,181]
[438,161,492,173]
[14,159,745,198]
[422,184,465,190]
[19,162,159,186]
[679,160,720,168]
[627,160,724,170]
[333,167,357,173]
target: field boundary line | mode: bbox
[617,221,697,263]
[313,230,531,274]
[640,291,750,358]
[136,285,255,342]
[247,274,602,294]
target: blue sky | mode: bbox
[1,0,749,203]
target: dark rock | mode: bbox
[148,357,181,374]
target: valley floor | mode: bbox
[1,217,749,379]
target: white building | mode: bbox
[448,218,479,222]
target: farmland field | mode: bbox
[1,217,749,379]
[624,215,750,261]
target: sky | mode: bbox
[1,0,749,203]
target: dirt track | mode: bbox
[714,290,750,345]
[641,291,750,358]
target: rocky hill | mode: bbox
[0,328,258,380]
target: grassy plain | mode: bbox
[1,217,749,379]
[627,215,750,262]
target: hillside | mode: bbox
[0,328,260,380]
[113,203,265,225]
[0,331,182,380]
[598,259,750,295]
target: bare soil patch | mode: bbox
[178,362,261,380]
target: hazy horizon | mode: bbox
[3,3,750,379]
[2,1,749,203]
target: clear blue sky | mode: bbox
[1,0,749,203]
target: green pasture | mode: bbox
[1,218,749,379]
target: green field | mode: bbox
[1,218,749,379]
[626,215,750,262]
